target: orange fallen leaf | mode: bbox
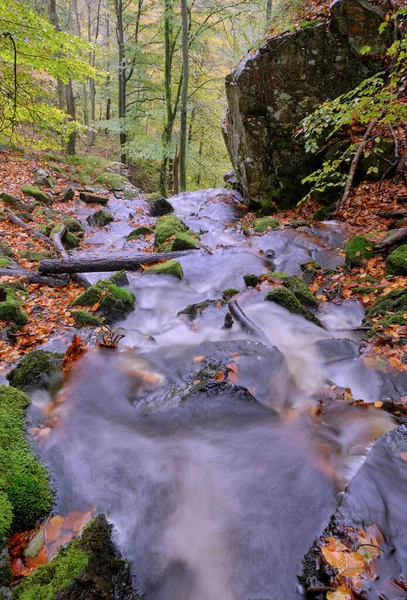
[327,585,353,600]
[214,372,225,381]
[49,515,64,529]
[25,546,47,569]
[192,355,205,363]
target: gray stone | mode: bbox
[34,168,54,188]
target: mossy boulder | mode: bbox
[154,215,188,247]
[178,299,223,321]
[267,271,289,280]
[88,210,114,227]
[345,236,375,267]
[13,515,137,600]
[386,245,407,275]
[150,197,174,217]
[171,232,201,251]
[7,350,63,391]
[283,275,318,307]
[265,288,323,327]
[71,310,104,328]
[0,192,33,213]
[126,226,154,241]
[222,288,240,300]
[364,288,407,331]
[71,280,135,324]
[20,185,50,204]
[252,217,279,233]
[109,271,129,287]
[0,301,28,327]
[95,172,129,190]
[260,200,278,215]
[312,205,335,221]
[145,259,184,279]
[0,385,53,535]
[51,224,81,250]
[63,217,85,235]
[243,274,260,287]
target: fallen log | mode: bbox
[5,208,51,244]
[228,300,269,344]
[377,210,407,218]
[0,267,69,287]
[38,250,194,275]
[375,226,407,252]
[51,225,91,289]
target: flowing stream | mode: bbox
[34,189,407,600]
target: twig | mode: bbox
[375,226,407,252]
[228,300,269,344]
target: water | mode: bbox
[36,189,407,599]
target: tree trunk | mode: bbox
[65,79,77,155]
[179,0,189,192]
[115,0,127,163]
[48,0,65,112]
[266,0,272,26]
[173,152,180,195]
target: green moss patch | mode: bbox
[345,236,375,267]
[144,259,184,280]
[171,232,201,251]
[88,210,114,227]
[62,217,84,234]
[0,257,11,268]
[243,274,260,287]
[265,288,323,327]
[312,205,334,221]
[95,172,128,190]
[267,271,289,280]
[154,215,188,247]
[71,310,104,328]
[252,217,279,233]
[222,288,240,300]
[50,224,81,250]
[7,350,63,391]
[126,226,154,241]
[0,242,13,258]
[0,301,28,327]
[386,245,407,275]
[0,385,53,535]
[71,280,135,324]
[20,251,53,262]
[0,192,33,213]
[20,186,50,204]
[283,275,318,307]
[178,299,223,321]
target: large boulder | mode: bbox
[223,0,394,206]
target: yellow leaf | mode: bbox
[321,547,346,570]
[340,551,365,577]
[374,401,383,408]
[327,585,353,600]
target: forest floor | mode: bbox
[0,149,407,373]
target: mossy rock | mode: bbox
[171,232,200,251]
[291,219,310,228]
[63,217,84,234]
[353,285,378,295]
[178,299,223,321]
[0,385,53,535]
[109,271,129,287]
[312,205,334,221]
[0,301,28,327]
[345,236,375,267]
[0,257,11,269]
[71,310,104,328]
[13,515,138,600]
[0,193,33,213]
[20,185,50,204]
[71,280,135,324]
[252,217,279,233]
[7,350,63,391]
[51,224,81,250]
[243,274,260,287]
[146,192,163,203]
[261,200,278,215]
[267,271,289,280]
[0,242,13,258]
[222,288,240,300]
[386,245,407,275]
[154,215,188,248]
[95,172,128,190]
[36,224,52,237]
[360,275,379,284]
[88,210,114,227]
[20,251,53,262]
[126,226,154,241]
[144,259,184,280]
[265,288,323,327]
[283,275,318,307]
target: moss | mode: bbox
[386,244,407,275]
[360,275,379,284]
[243,274,260,287]
[126,226,154,241]
[171,232,201,251]
[20,251,53,261]
[265,288,323,327]
[364,288,407,326]
[252,217,279,233]
[241,225,249,236]
[7,350,63,391]
[222,288,240,300]
[95,172,128,190]
[154,215,188,247]
[267,271,289,280]
[377,312,406,328]
[261,200,278,215]
[145,259,184,280]
[146,192,163,202]
[312,205,334,221]
[123,189,138,200]
[0,492,12,539]
[63,217,84,234]
[89,210,114,227]
[0,301,28,327]
[178,299,222,321]
[0,385,53,534]
[0,193,33,213]
[345,236,375,267]
[0,242,13,258]
[109,271,129,287]
[0,257,11,268]
[71,280,135,324]
[36,224,52,237]
[71,310,104,328]
[50,224,81,249]
[283,275,318,307]
[20,186,50,204]
[353,286,377,294]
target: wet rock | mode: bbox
[110,271,130,287]
[71,280,135,325]
[63,217,85,235]
[24,530,45,559]
[178,299,223,321]
[345,235,375,267]
[33,168,54,188]
[62,187,75,202]
[20,185,51,204]
[386,244,407,275]
[126,226,154,241]
[315,338,360,363]
[87,210,114,228]
[154,215,188,248]
[79,192,109,205]
[265,287,323,327]
[223,0,393,206]
[51,224,81,250]
[171,232,200,251]
[183,381,257,404]
[150,197,174,217]
[312,205,335,221]
[13,515,137,600]
[144,259,184,280]
[291,219,310,228]
[6,350,63,392]
[222,288,240,300]
[71,310,104,328]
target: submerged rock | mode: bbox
[265,287,323,327]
